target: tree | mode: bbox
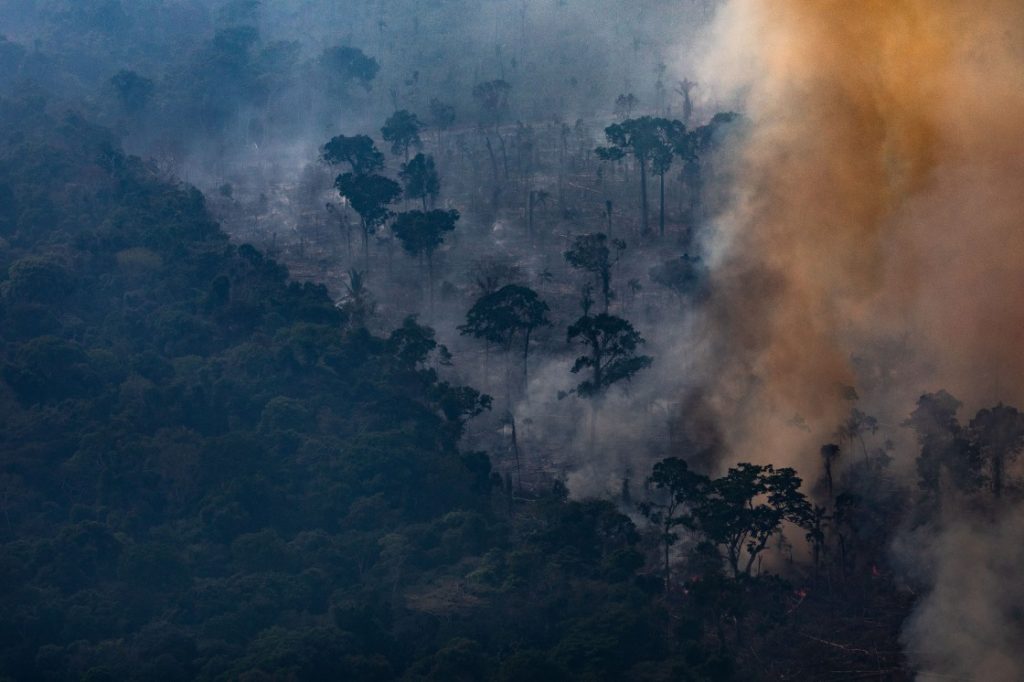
[968,404,1024,499]
[596,117,683,236]
[819,443,841,501]
[319,45,379,92]
[835,407,880,459]
[904,390,982,498]
[674,79,696,126]
[640,457,708,590]
[381,110,423,162]
[565,309,652,400]
[472,80,512,201]
[322,135,385,175]
[334,172,401,264]
[677,112,742,224]
[650,119,685,237]
[338,269,375,329]
[459,285,551,385]
[564,233,625,313]
[428,98,456,146]
[399,153,440,210]
[694,463,812,577]
[391,209,459,302]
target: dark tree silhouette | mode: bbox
[641,457,707,590]
[322,134,385,175]
[472,79,512,200]
[428,97,456,146]
[566,309,652,399]
[650,119,685,237]
[391,209,459,302]
[338,269,375,330]
[695,463,812,577]
[399,153,440,210]
[564,233,625,313]
[459,284,551,385]
[968,403,1024,499]
[381,109,423,162]
[319,45,379,92]
[904,390,982,499]
[597,116,684,236]
[334,172,401,264]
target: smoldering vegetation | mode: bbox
[0,0,1022,680]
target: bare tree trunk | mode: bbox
[639,159,649,235]
[510,412,522,492]
[659,172,666,237]
[427,252,435,314]
[362,219,370,270]
[484,135,500,208]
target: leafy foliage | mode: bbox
[566,312,652,398]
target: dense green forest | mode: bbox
[0,93,912,681]
[2,1,1023,680]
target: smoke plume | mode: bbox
[696,1,1024,678]
[694,0,1024,470]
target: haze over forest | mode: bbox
[1,1,1022,680]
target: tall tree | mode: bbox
[459,284,551,385]
[650,119,685,237]
[334,172,401,265]
[694,463,812,577]
[428,97,456,147]
[968,404,1024,499]
[641,457,708,590]
[565,308,652,400]
[399,153,440,210]
[338,269,375,330]
[904,390,982,499]
[472,79,512,202]
[564,233,625,313]
[597,117,683,237]
[391,209,459,302]
[381,109,423,162]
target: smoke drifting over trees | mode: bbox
[0,0,1022,679]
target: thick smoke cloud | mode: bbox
[696,1,1024,678]
[695,0,1024,469]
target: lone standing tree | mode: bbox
[564,292,652,451]
[399,153,440,210]
[459,284,551,386]
[381,109,423,162]
[566,308,652,400]
[564,232,625,313]
[391,209,459,304]
[596,116,683,236]
[334,172,401,266]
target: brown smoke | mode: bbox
[697,2,1024,678]
[697,0,1024,471]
